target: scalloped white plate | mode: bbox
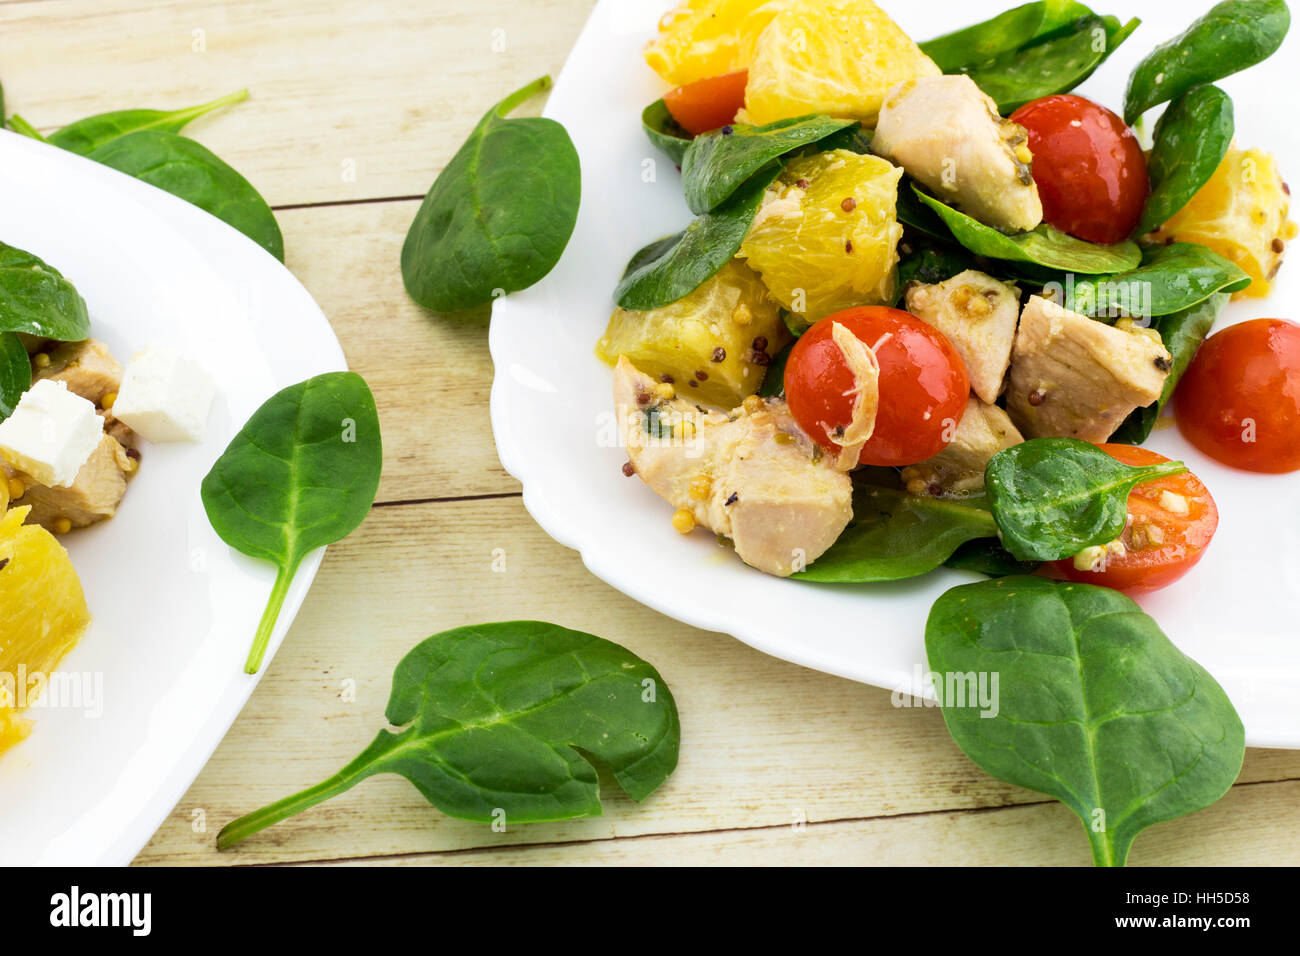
[489,0,1300,747]
[0,130,345,863]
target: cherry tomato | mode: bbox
[783,306,969,467]
[1174,318,1300,473]
[662,71,748,136]
[1052,444,1218,592]
[1010,94,1149,244]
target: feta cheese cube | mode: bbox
[112,347,216,443]
[0,380,104,487]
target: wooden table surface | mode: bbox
[4,0,1298,866]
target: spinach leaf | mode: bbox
[89,129,284,261]
[642,98,692,167]
[914,186,1141,274]
[892,242,981,305]
[793,486,998,583]
[811,124,872,155]
[201,372,382,674]
[47,89,248,156]
[919,0,1093,72]
[0,331,31,422]
[965,15,1141,114]
[1136,85,1234,237]
[614,162,780,311]
[0,242,91,341]
[681,115,856,214]
[943,538,1039,577]
[1066,242,1248,318]
[7,114,50,142]
[758,340,792,397]
[1124,0,1290,124]
[895,179,954,240]
[926,577,1245,866]
[216,621,680,847]
[986,437,1187,561]
[401,76,580,312]
[1111,292,1227,444]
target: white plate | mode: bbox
[0,131,345,863]
[490,0,1300,748]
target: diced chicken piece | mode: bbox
[872,75,1043,233]
[4,433,135,532]
[1006,296,1172,442]
[32,339,122,406]
[901,396,1023,495]
[613,357,851,577]
[905,270,1020,404]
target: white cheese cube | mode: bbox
[0,380,104,487]
[112,347,216,443]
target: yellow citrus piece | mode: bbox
[0,504,91,755]
[740,149,903,324]
[739,0,940,127]
[1150,147,1297,298]
[644,0,792,87]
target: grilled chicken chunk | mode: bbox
[901,396,1023,495]
[872,75,1043,233]
[905,270,1020,403]
[1006,296,1172,442]
[32,339,122,406]
[5,433,136,532]
[613,357,851,577]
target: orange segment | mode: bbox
[644,0,792,87]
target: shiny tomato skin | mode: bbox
[662,71,748,136]
[1174,319,1300,473]
[1052,444,1218,592]
[1010,94,1149,244]
[783,306,969,467]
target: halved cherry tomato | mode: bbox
[783,306,969,467]
[1010,94,1149,244]
[662,70,748,136]
[1174,318,1300,473]
[1052,444,1218,592]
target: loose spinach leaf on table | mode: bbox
[0,242,91,341]
[1066,242,1248,318]
[681,115,856,214]
[919,0,1093,72]
[0,331,31,422]
[217,621,680,848]
[48,89,248,156]
[942,538,1040,577]
[402,75,580,312]
[1136,85,1234,237]
[793,486,999,583]
[914,186,1141,274]
[642,98,692,167]
[985,437,1187,561]
[926,577,1245,866]
[614,163,781,311]
[89,129,284,260]
[1111,292,1228,444]
[7,114,50,142]
[201,372,382,674]
[1124,0,1290,124]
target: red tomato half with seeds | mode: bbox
[662,71,748,136]
[1010,94,1149,244]
[783,306,969,467]
[1174,318,1300,473]
[1052,444,1218,592]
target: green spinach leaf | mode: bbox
[7,114,50,142]
[0,331,31,421]
[794,486,998,582]
[642,98,692,166]
[614,162,780,311]
[919,0,1093,72]
[217,621,680,847]
[986,437,1187,561]
[926,576,1245,866]
[201,372,382,674]
[401,76,580,312]
[758,340,792,397]
[943,538,1040,577]
[1137,85,1234,237]
[1066,242,1248,318]
[914,186,1141,274]
[0,242,91,341]
[1111,292,1228,444]
[1124,0,1290,124]
[89,129,284,261]
[892,242,981,305]
[681,115,856,214]
[48,89,248,156]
